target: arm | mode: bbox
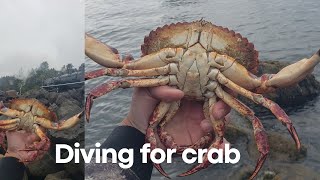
[0,130,43,180]
[0,156,26,180]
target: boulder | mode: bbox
[225,113,310,180]
[44,170,72,180]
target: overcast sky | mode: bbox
[0,0,84,77]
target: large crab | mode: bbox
[85,20,320,179]
[0,98,82,161]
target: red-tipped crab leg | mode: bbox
[216,72,301,150]
[146,101,172,178]
[214,86,269,180]
[85,77,175,121]
[85,63,178,80]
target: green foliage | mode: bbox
[0,76,22,91]
[22,61,59,91]
[0,61,84,93]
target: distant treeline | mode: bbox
[0,61,84,93]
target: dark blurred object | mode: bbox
[0,90,18,102]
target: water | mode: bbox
[85,0,320,179]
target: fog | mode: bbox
[0,0,84,77]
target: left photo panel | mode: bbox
[0,1,85,180]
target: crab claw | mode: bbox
[154,163,170,179]
[85,34,124,68]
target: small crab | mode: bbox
[0,98,82,161]
[85,20,320,179]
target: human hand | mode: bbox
[122,86,231,147]
[4,130,45,164]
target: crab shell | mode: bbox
[10,99,57,123]
[141,20,259,74]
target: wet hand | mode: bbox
[4,130,45,164]
[122,86,231,147]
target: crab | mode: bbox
[0,98,82,161]
[85,20,320,179]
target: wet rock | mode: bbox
[49,99,84,145]
[44,170,72,180]
[232,163,320,180]
[63,155,84,180]
[247,131,307,162]
[23,88,48,100]
[226,113,310,180]
[47,92,59,102]
[239,60,320,109]
[27,153,64,177]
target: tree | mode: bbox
[39,61,49,71]
[66,63,75,74]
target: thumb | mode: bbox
[148,86,184,102]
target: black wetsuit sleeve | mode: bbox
[101,126,153,180]
[0,157,26,180]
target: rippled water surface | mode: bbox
[85,0,320,179]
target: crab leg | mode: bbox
[210,49,320,93]
[0,102,24,118]
[35,112,83,130]
[178,97,226,177]
[85,77,174,121]
[216,72,301,149]
[145,101,172,178]
[123,48,183,70]
[29,125,50,151]
[0,123,18,131]
[215,86,269,180]
[0,119,19,125]
[85,63,178,80]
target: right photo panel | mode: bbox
[85,0,320,180]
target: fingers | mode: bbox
[148,86,184,102]
[200,119,212,133]
[211,100,231,120]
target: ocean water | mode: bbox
[85,0,320,179]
